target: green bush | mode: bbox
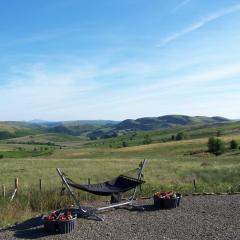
[230,140,238,150]
[143,135,152,144]
[176,132,185,141]
[208,137,225,156]
[0,154,3,159]
[216,130,222,137]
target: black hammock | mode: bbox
[65,175,145,196]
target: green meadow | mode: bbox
[0,126,240,227]
[1,133,240,193]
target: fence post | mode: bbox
[2,184,5,199]
[15,178,19,189]
[10,178,18,202]
[193,179,197,192]
[88,178,90,186]
[39,179,42,192]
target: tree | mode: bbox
[208,137,215,153]
[208,137,225,156]
[214,138,225,156]
[230,140,238,150]
[216,130,222,137]
[143,135,152,144]
[176,132,185,141]
[89,135,97,140]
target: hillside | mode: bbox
[88,120,240,149]
[0,115,232,140]
[0,122,42,140]
[115,115,230,131]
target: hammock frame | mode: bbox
[56,159,146,221]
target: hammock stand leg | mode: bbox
[56,168,104,221]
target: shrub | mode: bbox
[208,137,225,156]
[143,135,152,144]
[230,140,238,150]
[0,154,3,159]
[122,141,128,147]
[216,130,222,137]
[89,136,97,140]
[176,132,185,141]
[208,137,215,153]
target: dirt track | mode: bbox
[0,194,239,240]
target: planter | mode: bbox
[58,217,77,234]
[153,192,182,209]
[43,210,77,234]
[43,219,58,234]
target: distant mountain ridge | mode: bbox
[0,115,231,140]
[115,115,230,131]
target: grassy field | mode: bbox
[0,129,240,227]
[1,134,240,192]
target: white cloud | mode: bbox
[160,3,240,46]
[0,64,104,120]
[1,59,240,120]
[60,63,240,119]
[172,0,191,12]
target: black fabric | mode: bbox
[110,192,121,204]
[66,175,144,196]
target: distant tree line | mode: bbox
[7,140,59,146]
[171,132,187,141]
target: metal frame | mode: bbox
[56,159,146,221]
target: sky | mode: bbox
[0,0,240,121]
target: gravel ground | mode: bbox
[0,194,239,240]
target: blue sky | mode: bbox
[0,0,240,121]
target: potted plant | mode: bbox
[153,192,182,209]
[43,210,77,234]
[43,211,60,234]
[57,211,77,234]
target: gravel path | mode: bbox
[0,195,239,240]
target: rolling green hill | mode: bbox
[115,115,230,131]
[0,122,42,140]
[0,115,233,141]
[87,120,240,148]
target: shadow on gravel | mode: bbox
[118,204,158,212]
[5,216,51,239]
[141,204,159,211]
[129,204,177,212]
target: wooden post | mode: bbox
[10,178,19,202]
[193,179,197,192]
[39,179,42,191]
[88,178,90,186]
[15,178,19,189]
[2,184,5,199]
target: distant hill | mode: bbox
[46,120,118,136]
[0,115,231,140]
[0,122,42,140]
[115,115,230,131]
[62,120,119,126]
[0,120,118,140]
